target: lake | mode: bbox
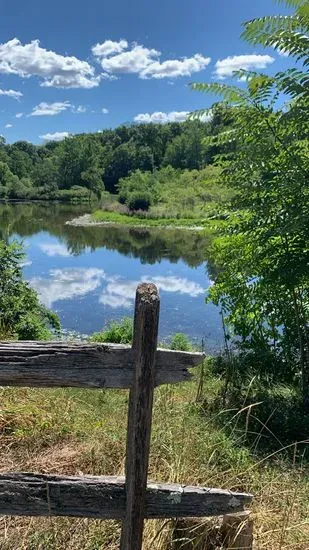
[0,202,223,351]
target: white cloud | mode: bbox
[101,72,118,81]
[30,101,71,116]
[134,111,189,124]
[97,41,211,80]
[0,38,100,88]
[0,88,23,100]
[42,74,101,89]
[15,112,23,118]
[102,107,109,114]
[101,44,161,74]
[214,54,275,79]
[39,243,71,257]
[5,123,13,128]
[92,39,128,57]
[141,54,211,79]
[73,105,87,113]
[134,110,212,124]
[99,275,204,309]
[31,268,106,308]
[39,131,70,142]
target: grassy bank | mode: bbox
[0,369,308,549]
[84,165,231,230]
[90,210,216,229]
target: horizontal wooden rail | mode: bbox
[0,473,252,519]
[0,342,204,389]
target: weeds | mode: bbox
[0,371,308,548]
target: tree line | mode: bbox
[0,108,234,201]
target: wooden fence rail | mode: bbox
[0,473,251,519]
[0,283,253,549]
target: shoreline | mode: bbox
[66,213,207,231]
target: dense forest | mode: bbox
[0,106,233,201]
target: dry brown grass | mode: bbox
[0,379,307,549]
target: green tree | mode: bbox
[32,157,59,191]
[193,0,309,404]
[81,165,104,199]
[0,242,60,340]
[164,122,207,169]
[7,148,33,179]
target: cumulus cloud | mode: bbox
[134,111,189,124]
[141,54,211,79]
[214,54,275,79]
[39,131,70,142]
[15,112,23,118]
[92,39,128,57]
[31,268,106,308]
[96,40,211,80]
[102,107,109,114]
[134,110,212,124]
[100,44,161,74]
[0,88,23,100]
[0,38,100,88]
[30,101,71,116]
[5,123,13,128]
[99,275,204,309]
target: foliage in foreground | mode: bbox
[193,0,309,404]
[0,241,60,340]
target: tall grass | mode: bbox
[0,367,308,549]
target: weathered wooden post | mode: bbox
[222,511,253,549]
[120,283,160,550]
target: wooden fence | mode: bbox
[0,283,253,549]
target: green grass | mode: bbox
[0,370,308,549]
[91,209,223,229]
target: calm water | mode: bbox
[0,202,223,350]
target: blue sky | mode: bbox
[0,0,292,144]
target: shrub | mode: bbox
[127,191,152,211]
[90,317,133,344]
[170,333,192,351]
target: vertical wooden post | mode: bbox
[222,511,253,549]
[120,283,160,550]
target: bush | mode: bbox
[170,333,192,351]
[127,191,152,211]
[90,317,133,344]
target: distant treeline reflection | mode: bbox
[0,202,216,269]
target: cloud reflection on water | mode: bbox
[31,268,106,308]
[99,275,204,309]
[31,268,205,310]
